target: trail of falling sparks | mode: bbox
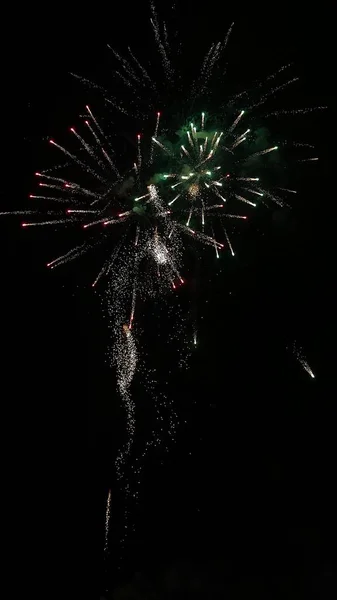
[104,489,111,554]
[115,324,138,481]
[290,341,315,379]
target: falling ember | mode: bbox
[289,341,315,379]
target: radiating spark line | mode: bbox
[181,145,190,158]
[70,127,104,167]
[168,194,181,206]
[186,208,193,227]
[249,146,278,158]
[85,105,104,136]
[137,134,142,171]
[253,77,299,108]
[83,218,110,229]
[277,187,297,194]
[152,137,172,155]
[243,188,264,197]
[211,226,219,258]
[150,1,173,79]
[108,45,142,86]
[235,194,256,207]
[49,139,105,183]
[129,284,136,328]
[29,195,69,203]
[149,112,161,163]
[266,106,327,117]
[66,209,97,214]
[223,214,247,219]
[128,46,156,89]
[0,210,37,215]
[229,110,245,133]
[21,219,72,227]
[224,227,235,256]
[134,193,150,202]
[92,261,109,287]
[231,136,246,149]
[135,226,140,246]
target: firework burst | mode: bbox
[5,5,325,562]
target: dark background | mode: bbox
[3,4,335,598]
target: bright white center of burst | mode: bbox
[151,239,168,264]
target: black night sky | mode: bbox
[3,5,336,598]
